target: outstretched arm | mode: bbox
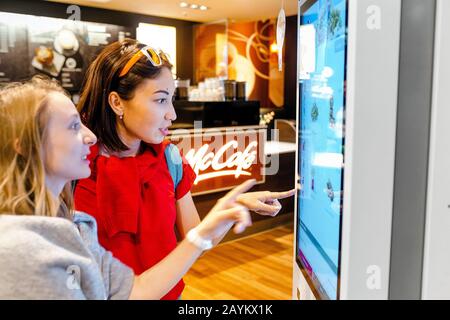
[128,180,256,300]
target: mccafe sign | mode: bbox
[169,126,266,196]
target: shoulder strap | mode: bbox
[164,143,183,190]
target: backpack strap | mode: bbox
[164,143,183,191]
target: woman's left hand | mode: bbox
[236,189,296,217]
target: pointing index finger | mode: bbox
[223,179,256,203]
[268,188,296,200]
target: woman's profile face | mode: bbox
[119,67,177,145]
[43,92,97,184]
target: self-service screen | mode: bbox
[296,0,347,300]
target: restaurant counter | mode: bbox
[168,124,296,242]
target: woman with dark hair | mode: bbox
[74,39,295,299]
[0,76,254,299]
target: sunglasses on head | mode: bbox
[119,45,170,78]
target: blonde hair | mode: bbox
[0,76,73,218]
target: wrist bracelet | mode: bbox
[186,227,213,251]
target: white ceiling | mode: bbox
[47,0,298,23]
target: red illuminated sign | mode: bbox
[170,126,266,196]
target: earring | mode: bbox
[119,114,123,120]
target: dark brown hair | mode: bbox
[77,38,173,152]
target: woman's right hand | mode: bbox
[195,179,257,242]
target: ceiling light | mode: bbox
[190,4,199,9]
[199,5,208,10]
[180,2,189,8]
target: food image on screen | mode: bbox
[296,0,347,300]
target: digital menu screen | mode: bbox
[296,0,347,300]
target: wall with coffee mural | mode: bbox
[194,19,285,109]
[0,0,196,91]
[0,11,132,96]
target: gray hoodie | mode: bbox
[0,211,134,299]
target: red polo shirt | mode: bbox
[74,141,196,300]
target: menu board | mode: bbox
[0,12,132,95]
[0,16,29,83]
[296,0,347,300]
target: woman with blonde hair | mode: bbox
[0,76,256,299]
